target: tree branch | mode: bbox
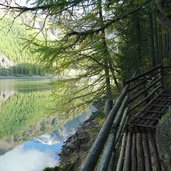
[66,0,152,37]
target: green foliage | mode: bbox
[0,16,51,76]
[116,5,153,78]
[51,77,105,116]
[0,63,46,76]
[1,0,163,116]
[162,112,171,124]
[32,32,110,115]
[0,17,33,63]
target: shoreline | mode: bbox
[0,75,51,79]
[44,112,105,171]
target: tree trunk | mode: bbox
[149,13,156,67]
[98,0,114,115]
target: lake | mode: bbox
[0,78,95,171]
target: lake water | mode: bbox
[0,78,95,171]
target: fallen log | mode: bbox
[123,132,131,171]
[116,133,127,171]
[142,133,152,171]
[131,133,137,171]
[136,133,145,171]
[147,132,161,171]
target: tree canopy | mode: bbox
[0,0,171,115]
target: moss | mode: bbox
[161,112,171,124]
[157,110,171,170]
[94,111,105,126]
[164,74,171,90]
[43,163,75,171]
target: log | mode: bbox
[115,116,129,149]
[125,65,162,84]
[142,133,152,171]
[128,70,161,92]
[129,84,162,113]
[129,77,162,103]
[80,86,128,171]
[136,133,145,171]
[116,133,127,171]
[115,107,129,144]
[131,133,137,171]
[107,150,117,171]
[96,96,129,171]
[147,132,161,171]
[123,132,131,171]
[96,129,117,171]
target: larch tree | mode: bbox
[0,0,165,116]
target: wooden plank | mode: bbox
[123,132,131,171]
[151,104,169,108]
[129,85,162,112]
[157,98,171,102]
[131,133,137,171]
[142,133,152,171]
[125,65,162,84]
[116,133,127,171]
[143,110,164,114]
[129,77,162,103]
[148,132,162,171]
[128,70,161,92]
[134,116,160,121]
[131,124,156,128]
[160,93,171,96]
[136,133,145,171]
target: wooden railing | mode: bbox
[80,65,165,171]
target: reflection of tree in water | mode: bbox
[0,107,94,155]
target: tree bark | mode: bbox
[98,0,114,115]
[149,13,156,67]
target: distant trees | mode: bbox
[157,0,171,31]
[1,0,171,115]
[0,63,45,76]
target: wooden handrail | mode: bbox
[96,95,129,171]
[125,65,162,84]
[128,70,161,92]
[129,84,162,112]
[128,77,162,103]
[80,85,128,171]
[80,65,165,171]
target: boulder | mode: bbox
[156,110,171,170]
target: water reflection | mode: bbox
[0,146,57,171]
[0,79,54,142]
[0,78,96,171]
[0,107,95,171]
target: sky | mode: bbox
[0,0,35,7]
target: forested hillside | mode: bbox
[0,17,46,76]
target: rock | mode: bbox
[0,55,14,68]
[156,111,171,170]
[58,115,102,171]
